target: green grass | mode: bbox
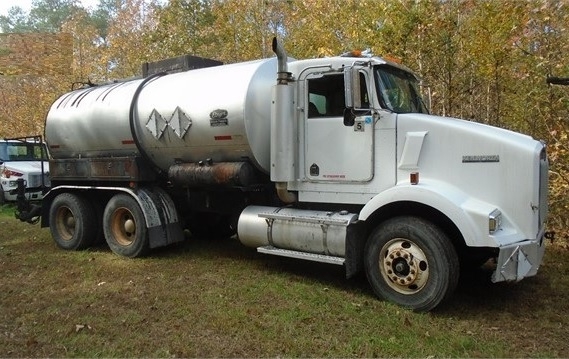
[1,205,568,357]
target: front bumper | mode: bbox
[2,187,46,202]
[491,228,547,283]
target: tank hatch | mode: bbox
[142,54,223,77]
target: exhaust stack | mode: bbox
[272,37,292,84]
[270,37,296,203]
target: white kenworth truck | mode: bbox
[16,38,549,311]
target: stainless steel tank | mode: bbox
[45,58,279,173]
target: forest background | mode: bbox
[1,0,568,244]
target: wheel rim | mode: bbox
[55,206,75,241]
[379,238,429,295]
[110,207,137,246]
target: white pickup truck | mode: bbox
[0,136,50,204]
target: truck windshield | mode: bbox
[0,142,49,162]
[375,65,428,114]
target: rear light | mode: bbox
[2,169,24,178]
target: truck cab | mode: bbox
[0,136,50,204]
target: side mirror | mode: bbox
[343,108,355,127]
[343,107,372,127]
[344,66,363,109]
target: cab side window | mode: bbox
[307,73,369,118]
[307,74,345,118]
[0,144,7,162]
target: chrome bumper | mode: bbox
[491,228,547,283]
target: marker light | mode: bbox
[489,209,502,234]
[410,172,419,185]
[383,55,402,64]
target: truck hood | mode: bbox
[396,113,546,243]
[3,161,50,174]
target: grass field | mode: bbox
[1,204,568,357]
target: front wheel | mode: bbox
[103,194,148,258]
[364,216,459,312]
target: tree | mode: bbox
[283,0,380,59]
[0,6,32,33]
[146,0,216,60]
[208,0,293,62]
[61,9,108,83]
[90,0,127,42]
[0,0,85,33]
[103,0,160,79]
[29,0,84,32]
[515,1,569,238]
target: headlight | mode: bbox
[489,209,502,234]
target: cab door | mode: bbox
[304,72,374,182]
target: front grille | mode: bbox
[27,174,42,188]
[27,173,50,188]
[539,147,549,227]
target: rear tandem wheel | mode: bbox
[103,193,149,258]
[49,192,97,250]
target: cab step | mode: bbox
[257,245,345,265]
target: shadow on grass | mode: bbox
[144,233,564,317]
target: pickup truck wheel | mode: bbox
[103,194,148,257]
[49,193,97,250]
[364,216,459,312]
[0,190,5,205]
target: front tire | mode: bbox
[103,194,148,257]
[49,193,97,250]
[364,216,459,312]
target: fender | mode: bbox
[42,185,184,249]
[358,180,502,248]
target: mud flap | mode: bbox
[136,187,184,249]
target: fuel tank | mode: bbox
[45,58,280,173]
[238,205,358,257]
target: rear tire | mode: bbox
[49,193,97,250]
[103,194,148,257]
[364,216,459,312]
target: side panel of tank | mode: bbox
[134,58,276,173]
[46,81,143,159]
[46,58,278,173]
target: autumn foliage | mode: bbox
[1,0,568,241]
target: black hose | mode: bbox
[546,77,569,86]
